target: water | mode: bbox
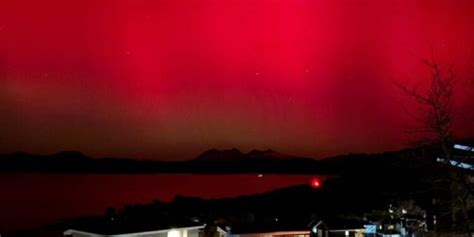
[0,173,322,231]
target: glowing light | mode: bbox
[454,144,474,152]
[168,230,180,237]
[2,0,474,167]
[364,225,376,234]
[437,158,474,170]
[310,178,321,188]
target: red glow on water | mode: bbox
[0,174,324,231]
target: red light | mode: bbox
[310,178,321,188]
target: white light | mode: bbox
[402,209,407,214]
[454,144,474,152]
[168,230,180,237]
[389,209,394,213]
[345,231,349,236]
[312,226,318,234]
[437,158,474,170]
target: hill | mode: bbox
[0,141,463,174]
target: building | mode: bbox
[313,220,364,237]
[64,225,227,237]
[229,220,364,237]
[230,230,311,237]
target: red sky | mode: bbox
[0,0,473,160]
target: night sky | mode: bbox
[1,0,473,160]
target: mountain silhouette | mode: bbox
[1,138,473,173]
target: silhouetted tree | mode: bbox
[398,54,473,235]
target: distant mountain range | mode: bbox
[0,144,447,174]
[4,137,474,173]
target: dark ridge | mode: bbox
[0,138,472,174]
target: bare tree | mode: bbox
[397,54,473,235]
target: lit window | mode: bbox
[168,230,180,237]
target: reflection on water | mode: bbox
[0,173,323,230]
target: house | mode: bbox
[309,219,364,237]
[229,220,364,237]
[64,225,228,237]
[436,143,474,171]
[230,230,311,237]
